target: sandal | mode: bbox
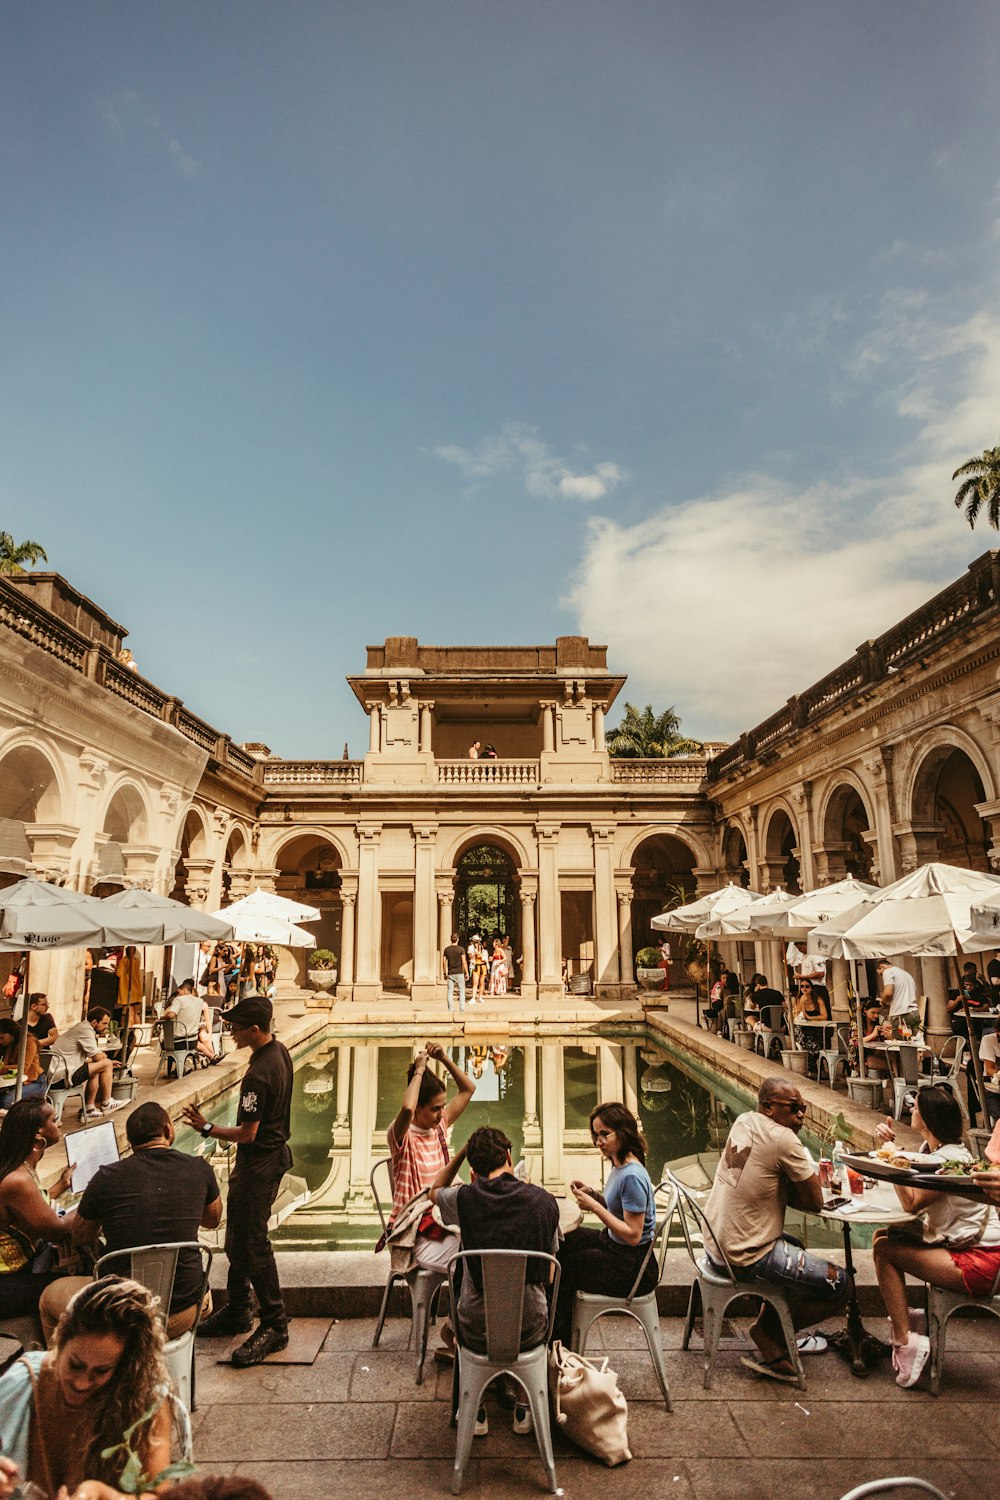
[796,1334,828,1355]
[740,1354,800,1385]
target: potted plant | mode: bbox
[306,948,338,993]
[635,946,665,993]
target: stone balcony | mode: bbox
[260,756,712,791]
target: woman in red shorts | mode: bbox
[873,1084,1000,1390]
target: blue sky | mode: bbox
[4,2,1000,755]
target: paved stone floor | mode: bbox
[189,1309,999,1500]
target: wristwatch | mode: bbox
[201,1122,213,1138]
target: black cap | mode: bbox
[222,997,273,1031]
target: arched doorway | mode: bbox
[912,746,989,871]
[454,844,519,947]
[762,808,801,893]
[629,834,696,960]
[822,784,873,881]
[720,824,750,887]
[275,834,344,986]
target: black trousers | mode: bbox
[225,1144,292,1331]
[554,1226,657,1344]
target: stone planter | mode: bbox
[111,1068,138,1103]
[308,968,338,993]
[636,967,664,993]
[847,1076,886,1110]
[780,1047,810,1075]
[731,1027,757,1051]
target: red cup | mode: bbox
[847,1166,864,1197]
[819,1158,833,1188]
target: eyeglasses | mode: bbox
[773,1099,807,1114]
[592,1129,617,1142]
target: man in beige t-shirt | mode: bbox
[704,1077,850,1382]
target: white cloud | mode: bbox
[434,423,625,502]
[94,91,201,179]
[566,303,1000,741]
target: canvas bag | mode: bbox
[548,1340,631,1466]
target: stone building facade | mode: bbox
[2,553,999,1026]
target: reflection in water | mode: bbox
[265,1031,747,1251]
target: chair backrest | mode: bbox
[896,1044,921,1085]
[758,1005,785,1034]
[370,1156,392,1236]
[625,1179,678,1301]
[835,1022,852,1056]
[95,1241,212,1330]
[837,1480,949,1500]
[45,1052,78,1089]
[448,1249,561,1365]
[667,1173,736,1287]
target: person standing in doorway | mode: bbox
[183,997,293,1367]
[442,933,469,1013]
[658,937,671,992]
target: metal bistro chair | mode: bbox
[370,1157,447,1386]
[571,1179,676,1410]
[754,1004,786,1060]
[816,1022,852,1089]
[925,1250,1000,1395]
[448,1248,561,1496]
[152,1017,201,1083]
[888,1042,922,1120]
[45,1051,89,1124]
[97,1241,213,1412]
[669,1173,806,1391]
[838,1482,949,1500]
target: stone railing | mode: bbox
[611,758,709,784]
[709,549,1000,782]
[262,761,364,788]
[436,759,540,785]
[0,577,259,784]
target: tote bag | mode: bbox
[548,1340,631,1466]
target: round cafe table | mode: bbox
[811,1178,916,1376]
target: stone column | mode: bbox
[333,1043,351,1148]
[920,958,952,1049]
[598,1043,624,1101]
[893,823,942,876]
[617,890,634,986]
[348,1043,379,1205]
[437,884,454,955]
[829,957,851,1019]
[353,827,382,998]
[790,783,815,891]
[419,702,435,754]
[522,1042,541,1144]
[411,825,437,995]
[622,1043,639,1115]
[862,749,898,885]
[540,1044,565,1186]
[592,825,618,991]
[519,887,538,998]
[541,702,555,754]
[366,702,381,754]
[339,890,356,990]
[536,826,562,997]
[593,702,606,752]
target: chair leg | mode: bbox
[927,1288,945,1397]
[637,1301,672,1411]
[571,1299,598,1354]
[682,1280,700,1351]
[701,1292,724,1390]
[523,1361,558,1493]
[372,1275,397,1348]
[768,1296,806,1391]
[451,1361,491,1496]
[413,1281,433,1385]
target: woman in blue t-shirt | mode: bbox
[554,1100,658,1343]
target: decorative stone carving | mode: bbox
[78,753,108,792]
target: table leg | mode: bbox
[828,1222,891,1377]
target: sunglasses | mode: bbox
[772,1099,807,1114]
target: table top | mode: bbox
[552,1196,584,1234]
[817,1179,916,1227]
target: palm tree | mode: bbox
[606,702,702,758]
[953,445,1000,529]
[0,533,47,575]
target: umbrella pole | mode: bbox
[13,952,31,1103]
[854,967,868,1080]
[954,945,990,1121]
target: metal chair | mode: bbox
[816,1022,852,1088]
[45,1051,90,1123]
[927,1034,965,1087]
[448,1248,561,1496]
[97,1241,213,1412]
[925,1254,1000,1395]
[838,1482,949,1499]
[152,1017,201,1083]
[370,1156,447,1386]
[889,1042,922,1119]
[754,1004,786,1060]
[669,1173,806,1391]
[571,1180,675,1410]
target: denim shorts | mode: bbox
[733,1234,848,1303]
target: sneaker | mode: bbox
[231,1325,290,1368]
[197,1306,254,1339]
[474,1404,489,1437]
[892,1333,930,1389]
[102,1099,126,1114]
[512,1403,533,1435]
[84,1108,102,1120]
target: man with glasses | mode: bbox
[704,1076,849,1383]
[183,997,293,1366]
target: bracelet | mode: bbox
[201,1122,213,1138]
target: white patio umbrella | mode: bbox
[652,883,763,1027]
[219,913,316,947]
[771,876,879,938]
[214,890,321,927]
[697,888,799,939]
[101,887,235,946]
[809,862,1000,1112]
[966,887,1000,946]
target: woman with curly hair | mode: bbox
[554,1100,659,1343]
[0,1097,75,1319]
[0,1275,182,1500]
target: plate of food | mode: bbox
[842,1151,922,1183]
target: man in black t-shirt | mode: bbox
[442,932,469,1013]
[184,996,293,1367]
[38,1101,221,1344]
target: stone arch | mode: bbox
[101,780,150,844]
[817,774,875,881]
[272,832,346,987]
[170,807,212,905]
[269,827,354,876]
[720,821,750,886]
[760,801,802,892]
[619,825,709,873]
[625,832,698,960]
[438,825,530,872]
[906,729,993,871]
[0,740,64,823]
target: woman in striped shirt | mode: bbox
[387,1042,476,1274]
